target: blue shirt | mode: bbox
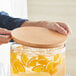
[0,11,28,30]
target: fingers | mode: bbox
[56,22,72,35]
[54,23,68,35]
[47,22,71,35]
[0,28,11,35]
[0,42,2,45]
[0,35,11,44]
[47,22,68,35]
[0,28,11,45]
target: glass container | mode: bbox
[10,42,66,76]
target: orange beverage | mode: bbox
[10,43,66,76]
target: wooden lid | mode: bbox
[11,26,67,48]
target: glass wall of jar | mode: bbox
[10,42,66,76]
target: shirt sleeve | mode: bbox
[0,11,28,30]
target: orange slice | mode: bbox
[21,53,28,66]
[54,54,61,61]
[47,61,54,71]
[32,65,47,72]
[38,59,49,65]
[54,62,59,68]
[49,68,58,75]
[32,65,43,72]
[12,65,18,74]
[13,60,25,73]
[27,57,37,67]
[10,52,17,64]
[46,61,58,75]
[38,55,49,65]
[54,54,65,65]
[42,65,48,72]
[38,55,45,60]
[10,52,17,59]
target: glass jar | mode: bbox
[10,42,66,76]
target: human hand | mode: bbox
[21,21,71,35]
[41,21,71,35]
[0,28,11,45]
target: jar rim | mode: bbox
[10,42,66,55]
[10,42,65,50]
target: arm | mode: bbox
[0,11,71,35]
[21,21,71,35]
[0,11,28,30]
[0,11,71,45]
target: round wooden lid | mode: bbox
[11,26,67,48]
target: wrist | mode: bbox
[21,21,40,27]
[21,21,29,27]
[21,21,49,28]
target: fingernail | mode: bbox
[63,31,67,35]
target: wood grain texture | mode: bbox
[12,27,67,48]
